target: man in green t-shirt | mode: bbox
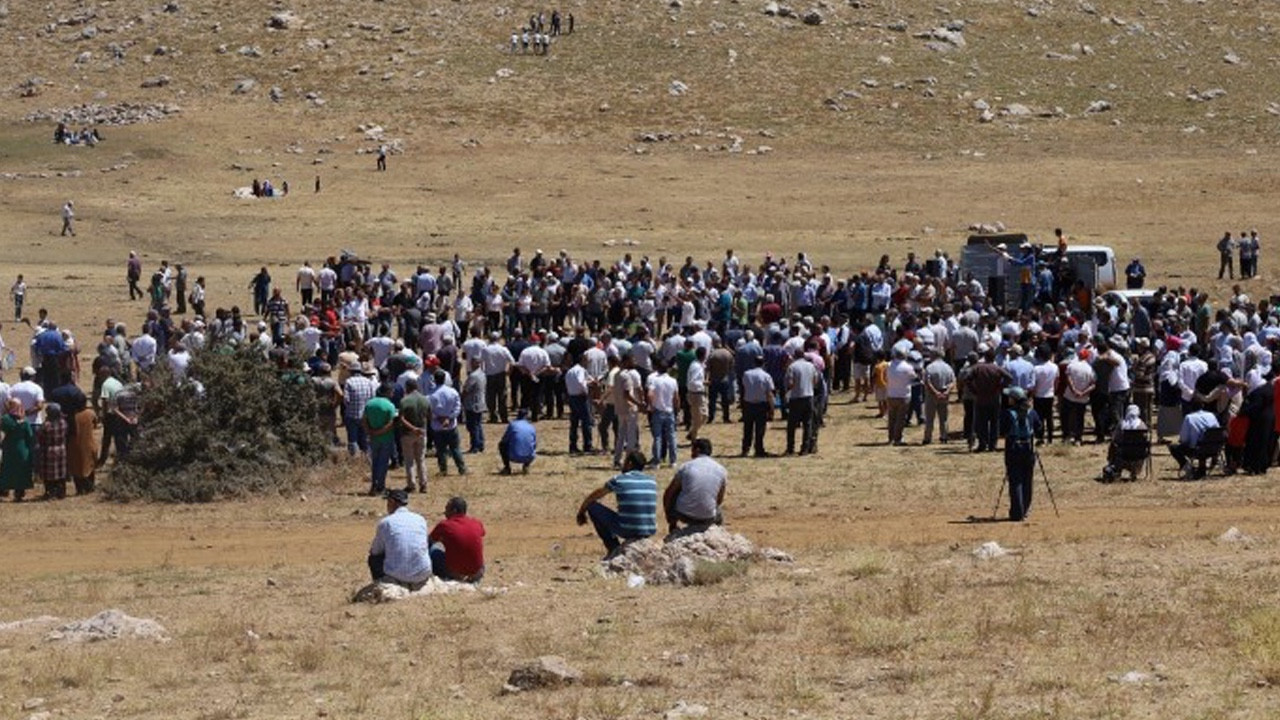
[361,383,398,495]
[398,377,432,494]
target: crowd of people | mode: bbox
[2,236,1273,532]
[508,8,574,54]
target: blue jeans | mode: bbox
[345,416,368,456]
[369,441,393,492]
[433,428,466,474]
[586,502,650,553]
[650,410,677,466]
[464,410,485,452]
[708,377,734,423]
[568,394,594,452]
[429,542,485,583]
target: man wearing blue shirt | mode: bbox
[428,370,468,476]
[1169,402,1221,479]
[499,409,538,475]
[576,451,658,556]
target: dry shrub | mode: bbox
[690,558,750,586]
[1235,608,1280,685]
[105,348,326,503]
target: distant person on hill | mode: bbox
[367,489,432,588]
[1124,257,1146,290]
[429,496,486,583]
[10,275,24,322]
[376,144,388,172]
[127,251,143,301]
[60,200,75,237]
[551,9,561,36]
[1217,231,1235,279]
[568,13,574,33]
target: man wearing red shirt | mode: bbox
[428,496,486,583]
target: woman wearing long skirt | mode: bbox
[37,403,69,500]
[0,398,34,502]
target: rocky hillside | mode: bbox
[4,0,1280,151]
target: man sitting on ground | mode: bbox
[576,450,658,556]
[428,496,486,583]
[498,408,538,475]
[1169,401,1221,479]
[662,438,727,534]
[367,489,432,589]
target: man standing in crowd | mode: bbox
[921,348,954,445]
[784,347,819,455]
[739,354,775,458]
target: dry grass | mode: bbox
[0,0,1279,718]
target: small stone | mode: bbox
[1085,99,1112,113]
[266,577,279,587]
[268,11,300,30]
[763,1,781,15]
[1003,103,1032,116]
[233,78,257,94]
[669,79,689,96]
[140,75,171,88]
[1223,52,1240,65]
[665,701,710,719]
[802,8,824,25]
[269,86,284,102]
[978,109,994,123]
[506,656,583,691]
[22,698,45,711]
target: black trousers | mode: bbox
[973,404,999,451]
[785,397,815,453]
[1032,397,1054,443]
[1005,445,1035,520]
[485,373,508,422]
[742,401,769,455]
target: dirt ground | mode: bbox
[4,0,1280,714]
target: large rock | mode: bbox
[602,525,791,586]
[46,610,169,643]
[506,656,582,691]
[268,11,300,30]
[351,577,488,603]
[802,8,824,24]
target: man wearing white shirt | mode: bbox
[296,261,317,307]
[317,264,338,305]
[647,363,679,467]
[1031,346,1059,444]
[517,337,551,421]
[1178,347,1209,415]
[130,330,158,373]
[685,347,708,442]
[884,346,917,445]
[565,355,595,454]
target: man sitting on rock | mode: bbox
[576,450,657,557]
[428,496,487,583]
[367,489,433,589]
[662,438,727,534]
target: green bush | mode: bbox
[104,348,328,502]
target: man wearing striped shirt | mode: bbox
[576,451,657,557]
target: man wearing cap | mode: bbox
[367,489,433,589]
[429,496,486,583]
[1003,387,1041,521]
[343,361,378,456]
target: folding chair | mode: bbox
[1186,427,1227,480]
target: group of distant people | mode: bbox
[53,123,101,147]
[1217,229,1262,280]
[250,178,288,198]
[508,8,574,54]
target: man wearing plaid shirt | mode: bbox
[343,363,378,456]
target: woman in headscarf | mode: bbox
[0,398,34,502]
[1099,404,1149,482]
[1238,367,1275,475]
[61,386,99,494]
[36,402,69,499]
